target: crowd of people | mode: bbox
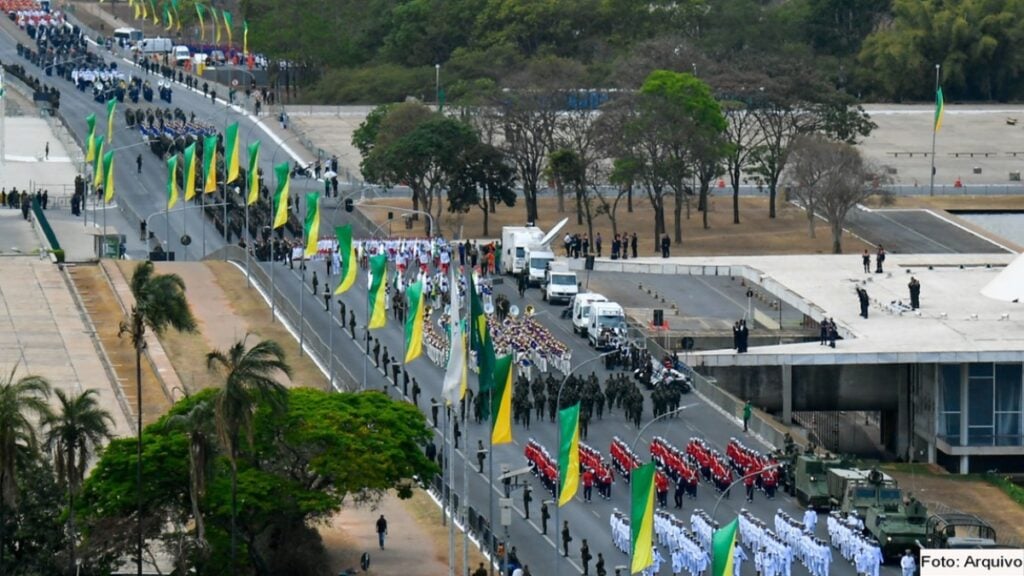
[775,510,833,576]
[827,511,883,576]
[738,510,794,576]
[563,231,640,260]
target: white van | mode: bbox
[172,45,191,65]
[571,293,607,336]
[543,262,578,304]
[587,301,627,349]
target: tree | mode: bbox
[493,57,584,224]
[0,367,51,576]
[0,457,65,575]
[43,389,114,575]
[166,399,215,557]
[76,388,436,574]
[639,70,727,237]
[784,133,838,239]
[118,260,196,576]
[785,136,889,253]
[206,337,291,574]
[858,0,1024,101]
[448,142,517,237]
[546,148,582,220]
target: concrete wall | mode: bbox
[703,363,903,412]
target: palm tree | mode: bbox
[118,261,197,576]
[166,399,215,556]
[0,368,52,576]
[43,389,114,575]
[206,336,291,573]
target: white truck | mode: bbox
[501,218,568,278]
[172,45,191,66]
[587,301,627,350]
[571,292,608,336]
[543,262,578,304]
[136,37,173,54]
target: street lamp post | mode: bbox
[554,351,614,576]
[361,202,437,239]
[435,64,441,112]
[707,463,783,571]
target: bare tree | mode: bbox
[720,100,763,224]
[786,136,890,253]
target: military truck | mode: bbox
[828,467,897,515]
[923,513,999,549]
[825,467,929,559]
[793,453,850,509]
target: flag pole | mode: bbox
[201,190,207,257]
[929,63,940,197]
[463,393,470,576]
[442,403,448,527]
[270,200,276,323]
[487,385,494,576]
[182,195,188,261]
[448,404,456,576]
[245,200,250,286]
[299,250,305,357]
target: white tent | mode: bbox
[982,254,1024,302]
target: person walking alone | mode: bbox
[376,514,388,549]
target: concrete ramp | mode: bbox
[982,253,1024,302]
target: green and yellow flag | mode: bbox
[334,224,357,295]
[630,463,656,574]
[171,0,181,32]
[92,135,105,189]
[404,280,425,363]
[557,402,581,507]
[246,141,260,205]
[149,0,158,25]
[491,354,514,445]
[106,99,116,144]
[304,193,320,258]
[214,7,221,43]
[203,134,218,193]
[183,142,197,201]
[368,254,387,329]
[470,273,496,410]
[222,10,234,46]
[162,5,172,31]
[224,122,240,183]
[243,20,249,54]
[711,518,739,576]
[272,162,290,229]
[166,154,179,209]
[133,1,141,20]
[85,114,96,162]
[935,87,945,132]
[195,3,205,41]
[102,151,115,203]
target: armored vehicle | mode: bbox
[924,513,999,549]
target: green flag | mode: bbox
[557,403,581,507]
[490,354,514,445]
[470,273,496,415]
[711,518,739,576]
[246,141,260,205]
[630,463,656,573]
[368,254,387,329]
[85,113,97,162]
[166,154,179,209]
[935,87,945,132]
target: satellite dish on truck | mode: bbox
[538,217,570,248]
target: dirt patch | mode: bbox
[322,489,489,576]
[360,195,873,256]
[882,464,1024,547]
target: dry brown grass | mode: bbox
[401,489,491,571]
[204,261,330,390]
[360,195,873,256]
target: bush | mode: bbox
[305,65,435,104]
[51,248,65,263]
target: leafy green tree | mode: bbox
[365,115,479,233]
[448,142,517,237]
[546,148,582,217]
[0,457,65,575]
[118,260,196,575]
[640,70,727,235]
[206,337,291,574]
[43,389,114,575]
[0,368,51,576]
[77,388,435,574]
[858,0,1024,101]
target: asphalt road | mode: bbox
[0,23,896,575]
[845,208,1010,254]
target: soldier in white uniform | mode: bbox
[900,550,917,576]
[803,509,818,533]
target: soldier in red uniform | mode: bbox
[582,468,594,502]
[655,472,669,508]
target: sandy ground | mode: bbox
[884,465,1024,547]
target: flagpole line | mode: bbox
[488,386,494,576]
[182,199,188,261]
[929,63,941,197]
[202,190,207,258]
[299,253,305,357]
[245,202,250,287]
[442,404,448,528]
[270,199,276,324]
[463,392,470,576]
[448,406,456,576]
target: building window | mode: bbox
[995,364,1023,446]
[939,364,961,444]
[968,364,995,445]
